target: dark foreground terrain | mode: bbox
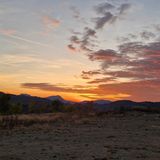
[0,112,160,160]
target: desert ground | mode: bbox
[0,112,160,160]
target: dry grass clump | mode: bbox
[18,113,65,123]
[0,115,18,129]
[0,111,97,130]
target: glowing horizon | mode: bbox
[0,0,160,102]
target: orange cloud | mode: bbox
[97,80,160,102]
[43,16,60,29]
[80,93,130,100]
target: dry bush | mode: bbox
[0,115,18,129]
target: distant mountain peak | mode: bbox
[19,94,31,97]
[47,95,64,101]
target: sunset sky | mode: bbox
[0,0,160,102]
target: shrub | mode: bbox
[9,103,23,114]
[51,100,64,112]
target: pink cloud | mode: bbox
[0,29,16,36]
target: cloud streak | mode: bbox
[0,28,55,49]
[22,83,92,94]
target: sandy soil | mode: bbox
[0,112,160,160]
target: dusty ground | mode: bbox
[0,112,160,160]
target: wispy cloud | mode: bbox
[93,2,132,29]
[68,27,97,53]
[70,6,80,19]
[140,31,156,40]
[117,29,157,43]
[94,2,115,15]
[68,1,132,53]
[69,6,86,24]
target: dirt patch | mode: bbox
[0,112,160,160]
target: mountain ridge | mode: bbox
[0,92,160,113]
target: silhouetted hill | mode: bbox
[10,94,51,105]
[93,100,112,105]
[77,99,160,112]
[99,100,160,112]
[0,92,160,113]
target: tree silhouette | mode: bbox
[0,94,11,114]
